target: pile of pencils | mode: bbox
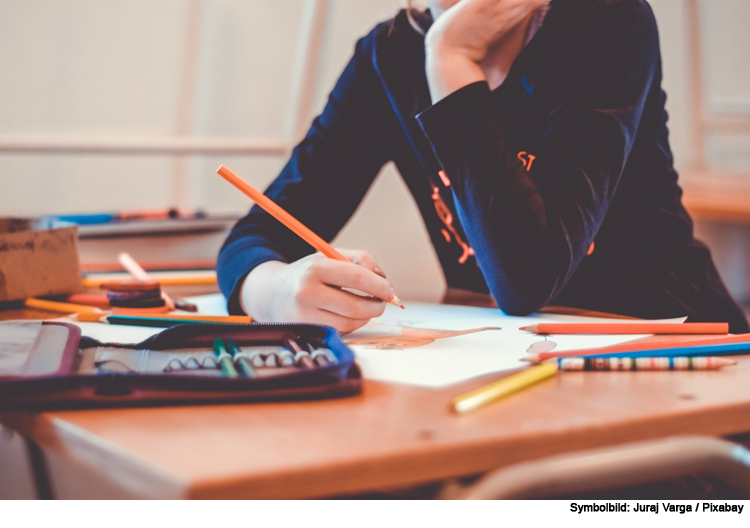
[452,321,746,414]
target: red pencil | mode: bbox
[523,332,750,363]
[519,322,728,335]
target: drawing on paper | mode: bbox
[346,325,501,350]
[526,338,557,355]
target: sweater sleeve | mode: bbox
[217,33,397,314]
[415,2,658,315]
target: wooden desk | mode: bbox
[2,307,750,499]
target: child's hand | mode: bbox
[424,0,547,102]
[425,0,546,64]
[239,249,394,334]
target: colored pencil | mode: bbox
[212,338,239,378]
[100,315,209,328]
[53,208,194,225]
[557,356,737,371]
[81,271,217,289]
[525,341,750,364]
[75,312,251,324]
[63,293,112,309]
[80,259,216,273]
[216,164,404,309]
[224,338,257,378]
[524,333,750,363]
[519,322,728,335]
[284,337,315,369]
[24,298,101,315]
[451,362,559,414]
[93,313,250,326]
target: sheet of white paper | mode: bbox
[346,303,687,388]
[187,293,229,316]
[57,294,686,388]
[183,294,686,387]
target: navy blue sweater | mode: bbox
[218,0,749,333]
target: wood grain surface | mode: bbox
[2,307,750,498]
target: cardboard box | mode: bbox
[0,218,82,302]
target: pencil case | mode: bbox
[0,320,361,410]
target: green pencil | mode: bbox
[225,338,257,378]
[213,338,239,378]
[104,315,210,328]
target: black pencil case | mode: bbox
[0,321,361,410]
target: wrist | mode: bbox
[239,260,286,320]
[425,39,482,67]
[425,48,486,103]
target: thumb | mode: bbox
[336,249,387,279]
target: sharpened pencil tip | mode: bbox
[388,294,405,309]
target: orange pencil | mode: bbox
[519,322,728,335]
[217,164,404,309]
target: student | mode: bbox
[217,0,749,334]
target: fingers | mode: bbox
[337,249,387,278]
[310,257,394,302]
[300,307,371,335]
[313,283,387,320]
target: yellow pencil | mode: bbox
[451,362,559,414]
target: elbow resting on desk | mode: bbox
[484,264,563,317]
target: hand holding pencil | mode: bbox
[218,165,403,334]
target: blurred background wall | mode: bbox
[1,0,749,303]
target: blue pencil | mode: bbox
[585,341,750,359]
[527,340,750,364]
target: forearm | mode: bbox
[239,260,288,321]
[416,82,629,315]
[423,0,542,103]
